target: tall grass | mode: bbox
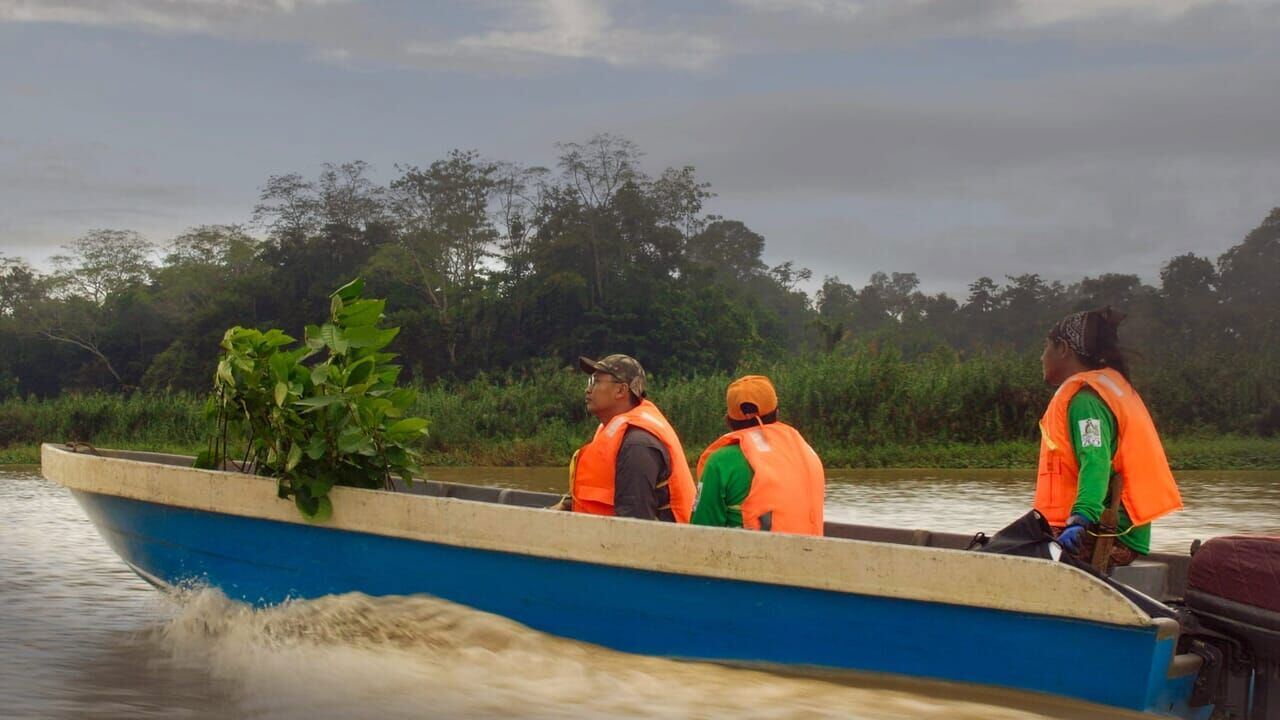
[0,392,210,448]
[5,348,1277,468]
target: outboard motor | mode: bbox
[1183,535,1280,719]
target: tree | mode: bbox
[50,229,155,303]
[34,230,158,388]
[1157,253,1219,348]
[1161,254,1217,300]
[1074,273,1147,311]
[650,165,714,240]
[1217,207,1280,344]
[252,172,320,243]
[493,161,550,284]
[556,133,643,306]
[687,220,767,282]
[33,295,128,388]
[0,255,43,318]
[253,162,393,337]
[369,150,499,368]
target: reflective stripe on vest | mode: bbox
[696,422,826,536]
[570,400,695,522]
[1033,368,1183,527]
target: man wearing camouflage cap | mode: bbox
[564,354,695,522]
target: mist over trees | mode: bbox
[1,134,1277,434]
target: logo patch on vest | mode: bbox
[1079,418,1103,448]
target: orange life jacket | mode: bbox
[696,422,826,536]
[571,400,695,522]
[1034,368,1183,527]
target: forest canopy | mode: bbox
[1,134,1277,437]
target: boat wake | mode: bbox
[151,588,1082,720]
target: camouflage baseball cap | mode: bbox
[579,354,647,398]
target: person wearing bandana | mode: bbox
[1035,308,1183,567]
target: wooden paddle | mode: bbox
[1090,472,1124,574]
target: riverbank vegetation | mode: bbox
[1,134,1277,469]
[4,350,1279,469]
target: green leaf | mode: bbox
[338,299,385,327]
[294,490,321,520]
[216,359,234,385]
[310,364,329,386]
[269,351,294,381]
[285,442,303,472]
[274,381,288,407]
[346,326,399,350]
[304,324,325,351]
[309,496,334,523]
[295,395,344,410]
[338,429,371,454]
[261,329,296,348]
[345,357,375,385]
[332,277,365,303]
[385,446,409,466]
[193,450,215,469]
[306,434,327,460]
[306,474,336,497]
[386,417,429,440]
[387,388,417,409]
[388,417,429,434]
[321,324,348,354]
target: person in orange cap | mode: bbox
[692,375,826,535]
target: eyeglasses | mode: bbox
[586,374,623,391]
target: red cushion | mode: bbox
[1187,535,1280,614]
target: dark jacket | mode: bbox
[613,427,673,521]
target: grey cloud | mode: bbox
[621,62,1280,197]
[0,0,726,73]
[0,0,346,31]
[718,0,1280,52]
[0,141,215,260]
[601,60,1280,292]
[6,0,1276,75]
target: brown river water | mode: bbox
[2,465,1277,719]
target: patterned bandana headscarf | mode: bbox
[1050,311,1092,359]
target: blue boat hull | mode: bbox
[72,489,1205,717]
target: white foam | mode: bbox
[153,589,1059,720]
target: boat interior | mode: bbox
[96,447,1193,603]
[395,475,1193,603]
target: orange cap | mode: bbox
[726,375,778,421]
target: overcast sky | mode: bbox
[3,0,1278,295]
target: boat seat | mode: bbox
[823,522,918,544]
[496,489,559,508]
[1111,560,1169,601]
[440,483,504,503]
[822,523,976,549]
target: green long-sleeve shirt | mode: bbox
[1068,389,1151,554]
[691,444,752,528]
